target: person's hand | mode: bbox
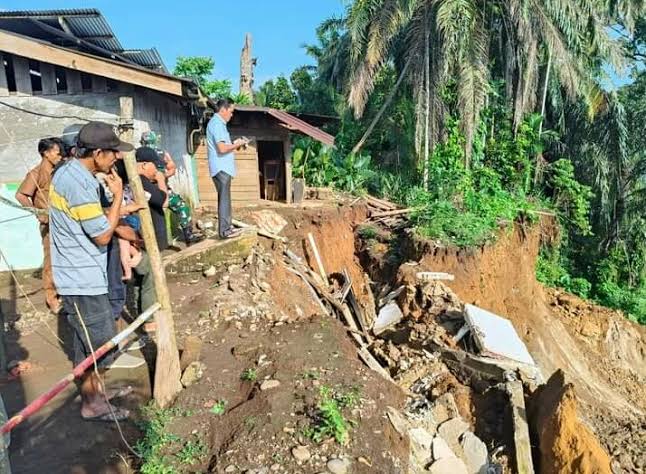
[234,138,246,149]
[123,203,146,214]
[104,168,123,197]
[37,213,48,224]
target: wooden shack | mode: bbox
[196,105,335,207]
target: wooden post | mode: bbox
[119,96,182,407]
[239,33,255,103]
[283,136,292,204]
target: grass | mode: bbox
[303,385,361,445]
[357,224,379,240]
[176,439,206,466]
[301,369,320,380]
[240,368,258,381]
[209,400,227,416]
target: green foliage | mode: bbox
[136,404,181,474]
[546,159,593,235]
[357,224,378,240]
[256,76,298,110]
[210,400,227,416]
[304,386,361,445]
[176,439,206,466]
[173,56,232,99]
[241,368,258,381]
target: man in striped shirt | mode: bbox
[49,121,133,421]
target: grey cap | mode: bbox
[60,123,84,147]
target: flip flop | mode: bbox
[82,407,130,422]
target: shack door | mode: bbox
[257,140,286,201]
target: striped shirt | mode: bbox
[49,159,110,296]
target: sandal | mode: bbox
[82,406,130,422]
[105,385,134,400]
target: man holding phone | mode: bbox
[206,98,249,239]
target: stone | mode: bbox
[260,380,281,391]
[225,465,236,473]
[429,457,469,474]
[410,427,435,466]
[460,432,488,474]
[431,393,460,424]
[432,436,457,461]
[180,361,206,387]
[386,407,412,436]
[438,418,470,458]
[203,265,217,277]
[249,210,288,235]
[373,301,403,335]
[291,445,311,462]
[326,458,351,474]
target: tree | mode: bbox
[173,56,232,98]
[342,0,633,162]
[256,76,297,110]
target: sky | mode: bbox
[0,0,347,90]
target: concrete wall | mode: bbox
[0,87,193,271]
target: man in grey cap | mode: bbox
[50,121,133,421]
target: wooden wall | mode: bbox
[195,140,261,208]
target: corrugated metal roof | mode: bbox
[235,105,335,147]
[0,9,166,71]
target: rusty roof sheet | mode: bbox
[235,105,335,147]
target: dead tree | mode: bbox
[239,33,256,103]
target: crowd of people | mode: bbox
[15,121,204,421]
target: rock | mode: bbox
[386,406,412,436]
[291,445,311,462]
[431,393,460,425]
[326,458,351,474]
[433,436,457,461]
[180,361,206,387]
[203,265,216,277]
[196,220,214,230]
[225,465,236,473]
[429,457,469,474]
[438,418,470,457]
[460,432,488,474]
[260,380,281,391]
[249,210,288,235]
[410,427,435,466]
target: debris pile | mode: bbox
[365,195,411,228]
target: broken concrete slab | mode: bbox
[432,436,457,461]
[164,232,258,274]
[248,210,288,236]
[506,380,535,474]
[416,271,455,282]
[410,427,435,467]
[373,301,403,335]
[438,418,470,458]
[431,393,460,425]
[464,304,535,366]
[429,456,469,474]
[460,431,488,474]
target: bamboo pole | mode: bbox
[307,233,327,281]
[0,303,160,434]
[119,97,182,407]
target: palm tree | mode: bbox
[344,0,632,166]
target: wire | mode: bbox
[0,214,35,225]
[0,100,93,122]
[73,302,141,459]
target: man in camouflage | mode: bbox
[139,131,203,245]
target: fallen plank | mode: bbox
[307,233,327,282]
[370,208,412,218]
[506,380,536,474]
[358,346,392,380]
[232,218,287,242]
[366,195,398,211]
[283,265,331,316]
[416,271,455,282]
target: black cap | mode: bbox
[77,121,134,151]
[135,146,164,166]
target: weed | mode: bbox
[357,224,378,240]
[301,369,320,380]
[176,439,206,466]
[210,400,227,416]
[304,386,361,445]
[136,403,181,474]
[241,368,258,381]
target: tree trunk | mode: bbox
[533,48,552,186]
[239,33,255,103]
[350,56,412,156]
[119,97,182,408]
[423,18,431,187]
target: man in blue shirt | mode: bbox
[206,98,249,238]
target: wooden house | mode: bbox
[195,105,335,207]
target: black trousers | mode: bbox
[212,171,232,237]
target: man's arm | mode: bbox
[15,170,37,208]
[215,141,243,154]
[92,170,123,246]
[163,152,177,178]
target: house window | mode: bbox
[55,66,67,92]
[3,55,16,93]
[29,60,42,93]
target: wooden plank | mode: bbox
[0,30,183,96]
[119,96,182,407]
[92,75,107,93]
[284,138,292,204]
[12,55,31,96]
[66,69,82,94]
[39,62,57,95]
[0,53,8,96]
